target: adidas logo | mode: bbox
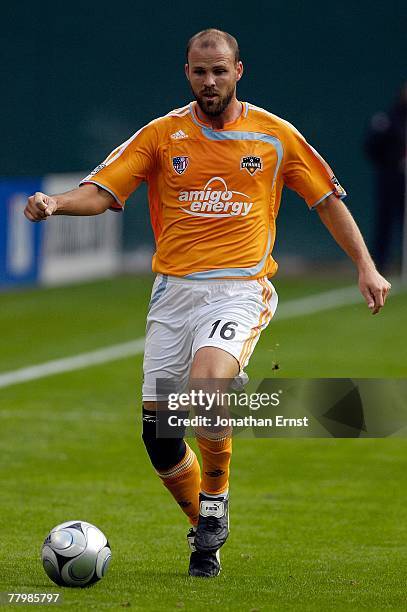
[171,130,188,140]
[205,469,225,477]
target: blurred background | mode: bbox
[1,0,406,288]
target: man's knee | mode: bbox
[142,407,186,471]
[190,346,239,380]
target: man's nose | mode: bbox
[203,72,216,88]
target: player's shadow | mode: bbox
[132,569,193,579]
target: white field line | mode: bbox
[275,280,401,320]
[0,282,402,390]
[0,409,120,421]
[0,339,145,390]
[277,285,362,319]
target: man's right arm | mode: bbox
[24,184,115,222]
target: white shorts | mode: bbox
[142,274,278,401]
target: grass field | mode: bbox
[0,274,406,611]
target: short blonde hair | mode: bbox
[186,29,240,63]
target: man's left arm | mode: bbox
[315,194,391,314]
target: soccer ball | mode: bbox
[41,520,111,587]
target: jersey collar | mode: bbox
[189,101,248,131]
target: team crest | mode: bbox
[172,156,189,175]
[241,156,262,175]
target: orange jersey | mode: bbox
[81,101,346,279]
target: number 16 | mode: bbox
[208,320,238,340]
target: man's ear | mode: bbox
[236,61,244,82]
[184,63,190,81]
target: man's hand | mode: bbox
[358,266,391,315]
[24,192,58,222]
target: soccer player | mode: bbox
[24,29,391,578]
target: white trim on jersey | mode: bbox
[80,180,124,207]
[166,104,191,117]
[248,103,304,136]
[102,125,146,168]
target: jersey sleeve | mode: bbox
[80,122,158,210]
[281,125,347,208]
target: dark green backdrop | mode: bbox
[3,1,405,261]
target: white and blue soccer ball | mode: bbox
[41,520,111,587]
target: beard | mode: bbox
[193,86,235,117]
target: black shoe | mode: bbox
[194,492,229,553]
[187,527,221,578]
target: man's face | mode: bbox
[185,42,243,117]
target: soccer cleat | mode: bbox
[194,492,229,553]
[187,527,221,578]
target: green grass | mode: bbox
[0,275,406,610]
[252,291,407,377]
